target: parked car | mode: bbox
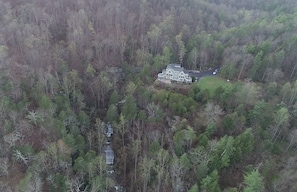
[213,69,219,75]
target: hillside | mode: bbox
[0,0,297,191]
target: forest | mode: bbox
[0,0,297,191]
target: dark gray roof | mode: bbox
[167,64,184,72]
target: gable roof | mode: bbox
[167,64,184,72]
[167,64,191,74]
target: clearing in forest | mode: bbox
[196,76,233,96]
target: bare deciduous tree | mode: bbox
[0,158,9,176]
[13,150,28,166]
[204,102,224,124]
[4,131,21,147]
[67,176,87,192]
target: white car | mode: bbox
[213,69,218,75]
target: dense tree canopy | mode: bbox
[0,0,296,191]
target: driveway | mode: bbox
[186,67,220,80]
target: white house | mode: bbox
[158,64,192,83]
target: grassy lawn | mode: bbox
[196,76,234,96]
[153,76,242,97]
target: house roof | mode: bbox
[167,64,192,75]
[105,145,114,165]
[106,123,113,138]
[167,64,184,72]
